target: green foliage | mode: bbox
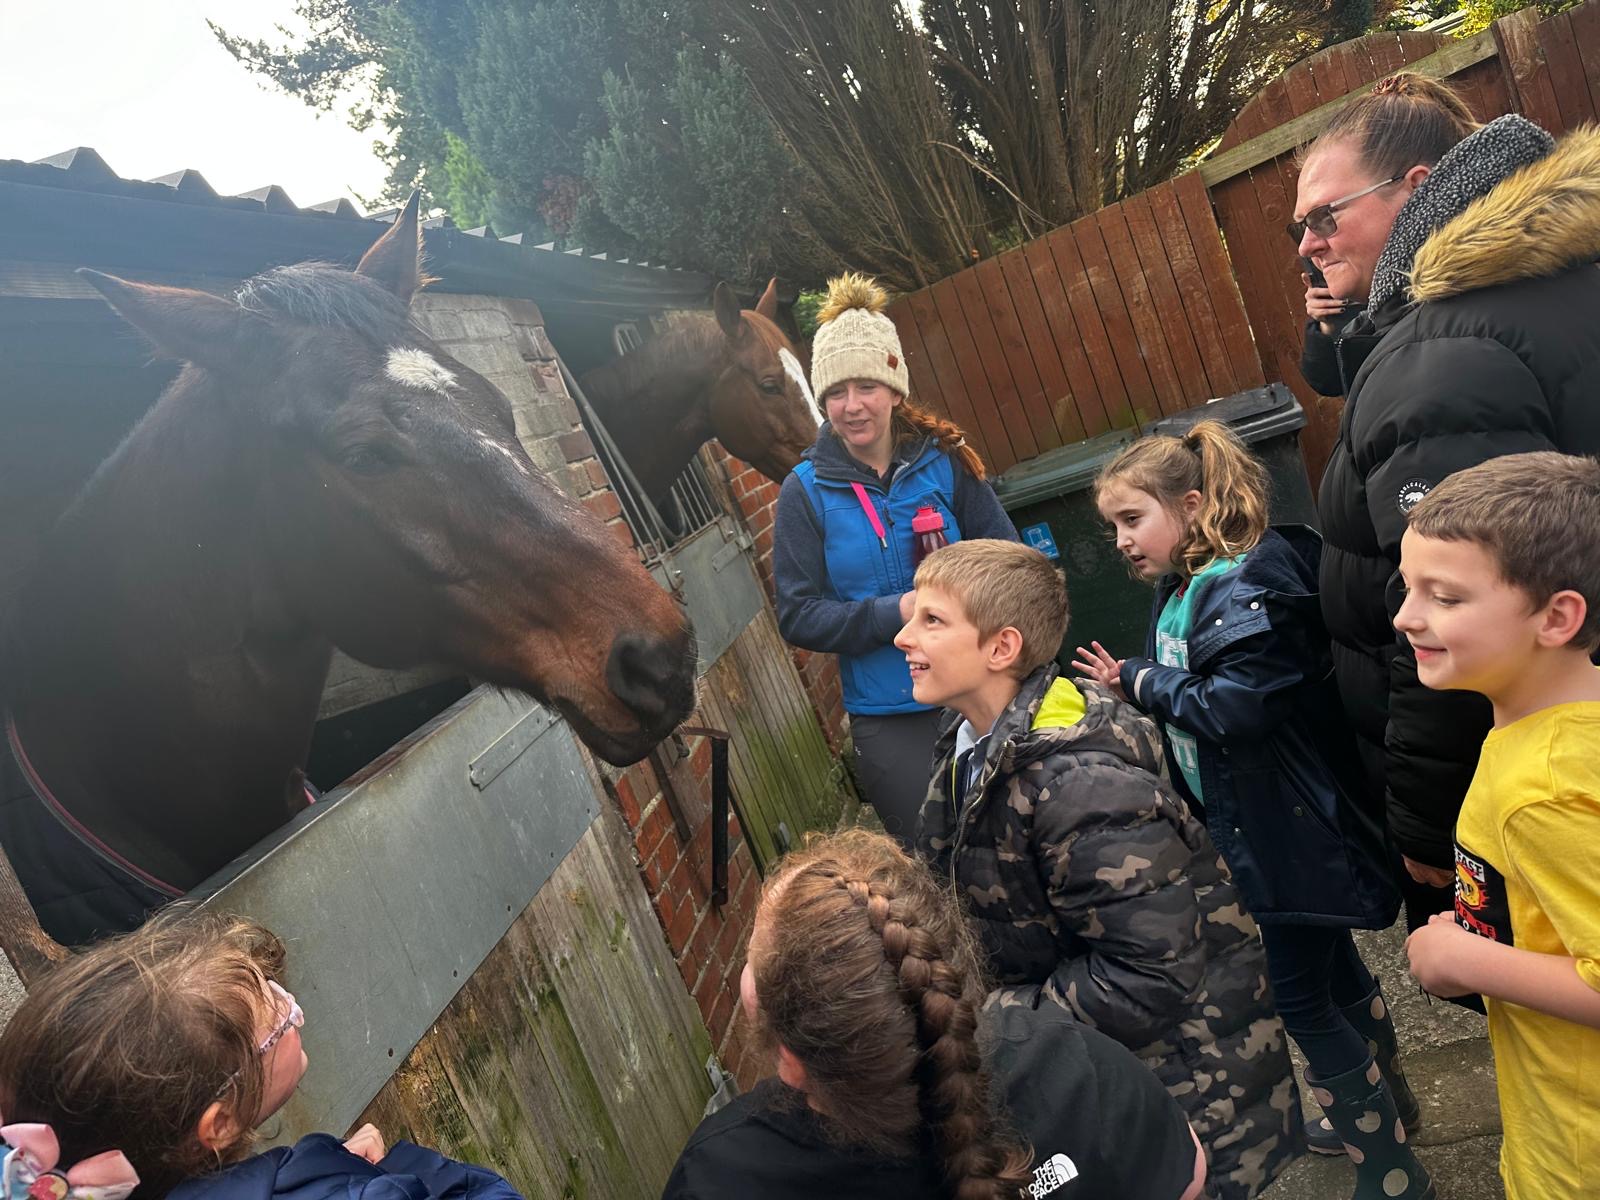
[214,0,806,275]
[216,0,1373,288]
[1374,0,1459,31]
[791,290,825,340]
[1326,0,1377,44]
[1459,0,1584,35]
[438,132,495,230]
[584,52,806,279]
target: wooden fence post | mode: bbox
[1493,6,1566,134]
[0,842,65,988]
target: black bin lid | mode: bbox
[992,427,1136,510]
[1142,382,1304,444]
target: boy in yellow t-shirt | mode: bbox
[1398,452,1600,1200]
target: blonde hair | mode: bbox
[1095,419,1269,579]
[1407,452,1600,651]
[753,829,1032,1199]
[913,539,1067,676]
[1302,72,1479,176]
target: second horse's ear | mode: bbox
[712,281,747,344]
[754,277,779,321]
[78,270,269,375]
[356,191,424,304]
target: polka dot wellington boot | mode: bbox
[1307,1054,1435,1200]
[1306,979,1423,1154]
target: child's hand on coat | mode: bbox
[1072,641,1126,701]
[343,1123,388,1164]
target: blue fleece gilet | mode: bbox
[791,446,958,714]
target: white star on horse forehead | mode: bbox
[779,347,820,427]
[385,347,458,394]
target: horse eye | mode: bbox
[760,378,784,395]
[339,444,395,475]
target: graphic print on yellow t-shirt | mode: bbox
[1453,702,1600,1200]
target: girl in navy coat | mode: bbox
[0,909,523,1200]
[1073,421,1430,1199]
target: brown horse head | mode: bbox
[707,278,818,483]
[75,195,696,767]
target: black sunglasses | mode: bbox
[1287,175,1404,243]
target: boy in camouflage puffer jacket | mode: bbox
[900,541,1301,1200]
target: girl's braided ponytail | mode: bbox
[755,830,1031,1200]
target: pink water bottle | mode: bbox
[911,505,949,567]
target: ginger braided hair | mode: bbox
[752,829,1031,1199]
[893,403,990,482]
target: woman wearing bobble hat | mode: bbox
[774,274,1017,846]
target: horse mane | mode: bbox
[2,263,410,706]
[235,263,416,344]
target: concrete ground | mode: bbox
[1262,922,1502,1200]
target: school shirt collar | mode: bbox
[953,713,999,802]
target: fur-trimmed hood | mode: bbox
[1409,122,1600,304]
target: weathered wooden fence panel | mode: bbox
[888,4,1599,484]
[886,176,1265,476]
[353,801,713,1199]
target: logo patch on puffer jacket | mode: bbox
[1396,478,1432,514]
[1028,1152,1080,1197]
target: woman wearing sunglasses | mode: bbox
[1299,59,1600,1107]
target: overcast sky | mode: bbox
[2,0,390,208]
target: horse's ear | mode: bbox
[77,270,265,372]
[754,277,780,321]
[356,190,424,304]
[712,282,747,343]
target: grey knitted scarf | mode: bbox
[1363,113,1555,315]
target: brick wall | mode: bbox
[413,292,770,1088]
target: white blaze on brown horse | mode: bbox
[0,195,697,939]
[578,278,818,501]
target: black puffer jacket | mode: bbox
[1318,117,1600,867]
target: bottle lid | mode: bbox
[912,505,945,533]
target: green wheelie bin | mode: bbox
[993,383,1315,666]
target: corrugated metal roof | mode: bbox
[0,146,742,315]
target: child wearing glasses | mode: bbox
[0,909,524,1200]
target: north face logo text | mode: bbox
[1028,1152,1079,1197]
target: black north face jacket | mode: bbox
[1317,118,1600,867]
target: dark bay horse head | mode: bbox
[68,196,696,767]
[579,279,818,499]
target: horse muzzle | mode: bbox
[598,628,698,756]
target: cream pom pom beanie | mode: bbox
[809,273,910,402]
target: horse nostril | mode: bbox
[606,632,693,729]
